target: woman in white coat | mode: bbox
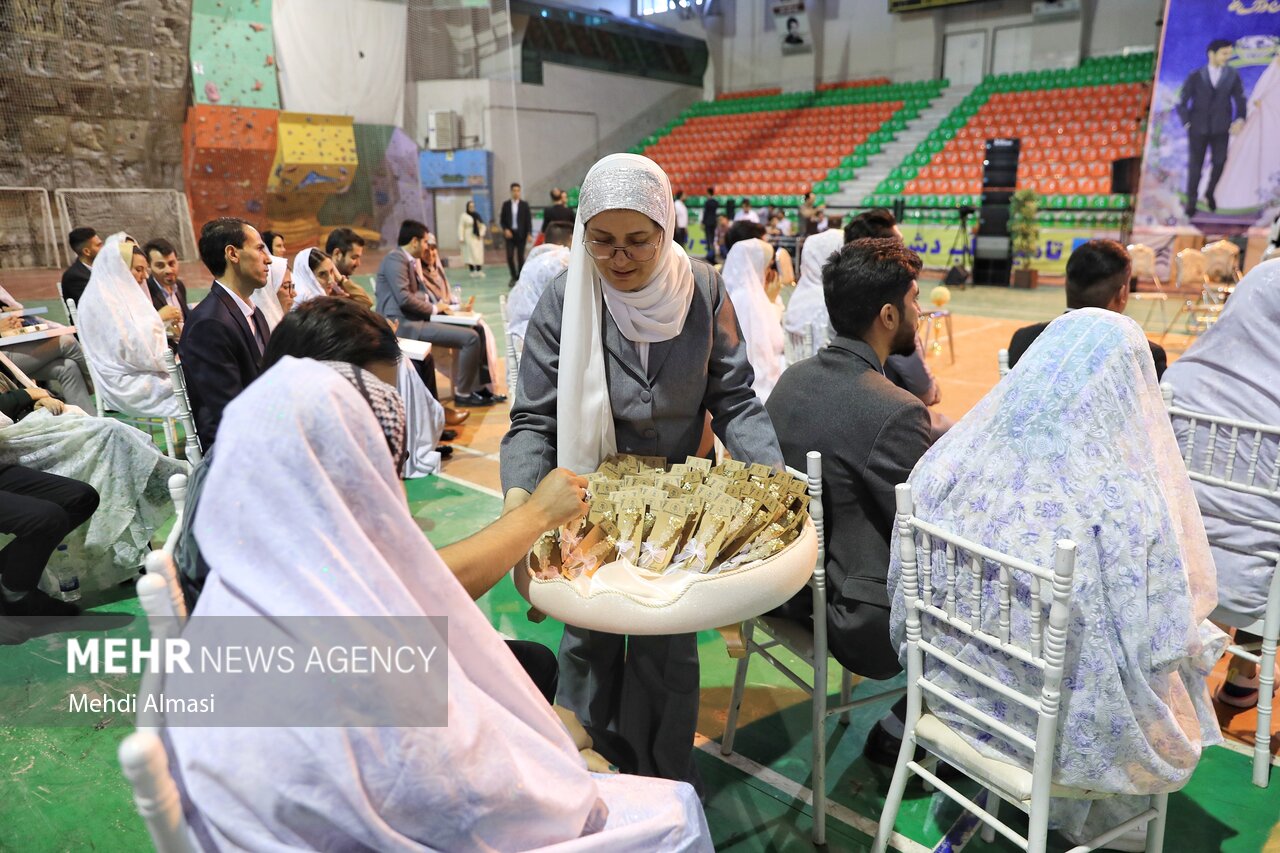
[459,200,487,277]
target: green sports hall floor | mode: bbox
[1,264,1277,852]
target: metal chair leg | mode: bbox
[839,669,853,726]
[1145,791,1169,853]
[721,621,753,757]
[812,649,829,846]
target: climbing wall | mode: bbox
[265,112,359,248]
[373,128,431,247]
[189,0,280,109]
[0,0,192,192]
[318,123,395,235]
[184,105,278,231]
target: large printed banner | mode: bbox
[1136,0,1279,229]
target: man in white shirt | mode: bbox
[179,218,272,447]
[733,199,760,224]
[673,190,690,249]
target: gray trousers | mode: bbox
[5,336,94,412]
[556,626,702,787]
[396,318,485,396]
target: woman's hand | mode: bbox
[158,305,182,323]
[553,705,593,750]
[527,468,589,531]
[34,396,65,415]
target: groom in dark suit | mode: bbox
[500,183,533,285]
[1178,39,1247,217]
[180,218,272,449]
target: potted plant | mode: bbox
[1009,188,1041,288]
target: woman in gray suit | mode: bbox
[500,153,782,787]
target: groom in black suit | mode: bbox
[1177,39,1247,217]
[500,182,533,285]
[180,218,272,449]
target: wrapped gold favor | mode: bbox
[639,498,693,572]
[530,531,562,580]
[613,497,645,564]
[563,519,621,578]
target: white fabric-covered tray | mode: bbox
[518,519,817,635]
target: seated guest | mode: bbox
[375,220,502,407]
[421,236,506,401]
[0,282,94,412]
[324,227,376,308]
[0,356,183,597]
[713,214,731,263]
[767,238,931,763]
[845,208,952,440]
[249,255,293,331]
[60,227,102,308]
[890,309,1224,846]
[290,247,340,305]
[1008,239,1167,377]
[76,233,180,417]
[721,237,784,401]
[782,224,842,345]
[179,218,271,448]
[541,188,575,235]
[143,238,190,325]
[167,356,711,850]
[733,198,760,223]
[260,230,285,259]
[1164,258,1280,707]
[507,220,572,340]
[0,459,98,618]
[263,297,445,478]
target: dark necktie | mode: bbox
[249,308,266,357]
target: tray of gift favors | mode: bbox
[518,455,816,635]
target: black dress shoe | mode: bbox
[476,390,508,404]
[453,393,494,407]
[441,429,457,441]
[1206,194,1217,212]
[438,444,454,458]
[2,588,81,618]
[862,720,961,781]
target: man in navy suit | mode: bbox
[179,218,272,449]
[1177,39,1247,218]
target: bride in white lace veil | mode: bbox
[889,309,1226,842]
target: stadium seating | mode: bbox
[869,53,1154,228]
[618,80,947,210]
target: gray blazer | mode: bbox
[374,247,435,322]
[500,258,782,492]
[766,336,929,673]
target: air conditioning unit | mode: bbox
[1032,0,1081,21]
[428,110,461,151]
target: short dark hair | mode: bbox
[787,16,799,27]
[307,248,332,274]
[262,297,400,372]
[261,230,282,252]
[550,188,562,202]
[674,190,684,200]
[143,238,176,260]
[1208,39,1233,53]
[198,217,251,276]
[510,182,521,190]
[325,227,365,256]
[725,220,767,252]
[545,221,574,246]
[707,186,715,195]
[397,219,429,246]
[68,227,97,254]
[1065,239,1131,309]
[741,197,752,206]
[824,238,922,339]
[845,208,898,243]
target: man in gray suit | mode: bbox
[375,219,502,407]
[1178,38,1247,217]
[766,237,931,765]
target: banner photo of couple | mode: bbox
[1135,0,1279,230]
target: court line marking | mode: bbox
[434,471,504,499]
[693,735,931,853]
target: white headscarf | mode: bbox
[1163,258,1280,625]
[291,247,327,306]
[782,228,842,335]
[169,357,608,850]
[508,243,570,340]
[251,255,289,330]
[721,238,784,402]
[75,232,179,416]
[889,310,1224,822]
[558,154,695,474]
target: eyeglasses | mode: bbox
[584,240,659,262]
